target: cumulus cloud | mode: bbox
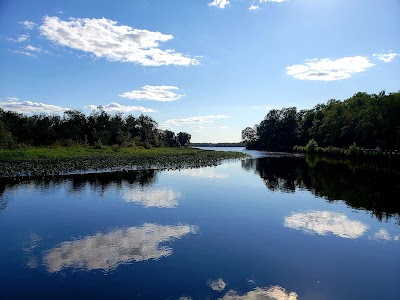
[84,102,156,113]
[119,85,184,102]
[370,229,400,241]
[122,187,180,208]
[286,56,375,81]
[39,16,199,66]
[220,285,298,300]
[209,278,227,291]
[209,0,230,8]
[43,223,197,272]
[284,211,369,239]
[0,97,68,114]
[20,20,36,29]
[373,52,399,62]
[160,115,229,129]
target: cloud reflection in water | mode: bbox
[370,229,400,241]
[170,168,229,179]
[219,286,298,300]
[284,211,368,239]
[43,223,197,273]
[122,187,180,208]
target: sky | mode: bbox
[0,0,399,143]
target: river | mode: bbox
[0,148,399,299]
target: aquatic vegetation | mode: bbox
[0,146,248,178]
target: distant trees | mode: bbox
[243,91,400,151]
[0,107,191,149]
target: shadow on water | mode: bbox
[0,169,158,211]
[242,154,400,222]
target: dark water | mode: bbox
[1,149,399,300]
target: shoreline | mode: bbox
[0,146,248,178]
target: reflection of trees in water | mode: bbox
[0,169,158,206]
[242,155,400,222]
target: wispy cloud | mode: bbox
[260,0,288,3]
[119,85,184,102]
[209,0,230,9]
[0,97,68,114]
[249,5,260,10]
[373,52,399,62]
[286,56,375,81]
[211,0,286,10]
[13,50,35,57]
[19,20,36,29]
[284,211,369,239]
[39,16,199,66]
[16,34,29,42]
[160,115,229,129]
[84,102,156,113]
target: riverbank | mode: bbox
[0,146,248,178]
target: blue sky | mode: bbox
[0,0,399,143]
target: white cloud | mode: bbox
[249,5,260,10]
[25,45,47,53]
[286,56,375,81]
[220,285,298,300]
[160,115,229,129]
[0,98,68,114]
[43,223,197,272]
[284,211,368,239]
[370,229,400,242]
[13,50,35,57]
[19,20,36,29]
[209,0,230,8]
[209,278,227,291]
[122,187,180,208]
[39,16,199,66]
[84,102,156,113]
[373,52,399,62]
[119,85,184,102]
[16,34,29,42]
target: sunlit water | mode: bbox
[1,148,399,300]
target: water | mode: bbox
[1,149,399,300]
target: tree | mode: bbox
[177,132,191,146]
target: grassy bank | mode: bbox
[0,146,248,178]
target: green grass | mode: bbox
[0,146,248,177]
[0,145,212,161]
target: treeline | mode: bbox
[0,107,191,149]
[242,91,400,151]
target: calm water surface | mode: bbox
[1,148,399,300]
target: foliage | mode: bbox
[243,91,400,151]
[0,107,191,149]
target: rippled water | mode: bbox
[1,149,399,299]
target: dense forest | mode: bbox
[0,107,191,149]
[242,91,400,151]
